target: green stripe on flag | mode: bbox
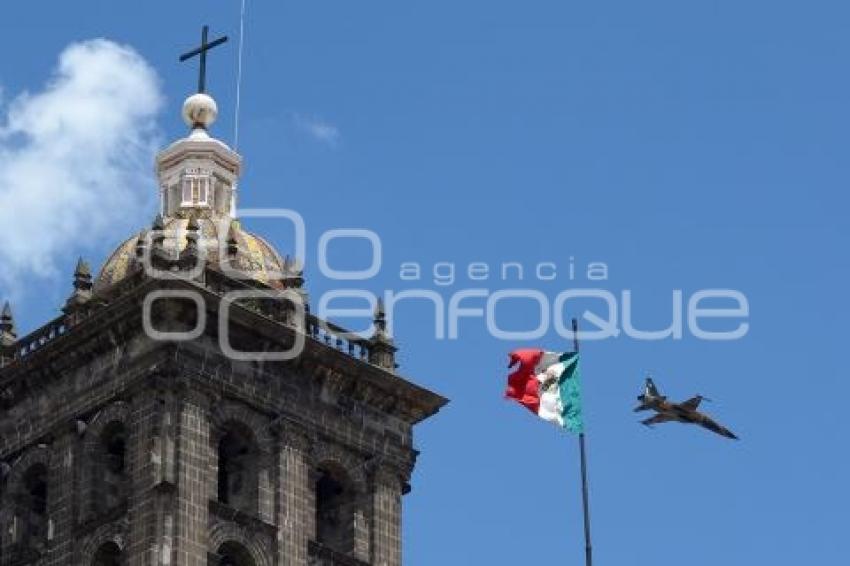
[557,352,584,434]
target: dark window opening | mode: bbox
[105,430,126,474]
[315,465,356,555]
[98,422,129,513]
[216,541,255,566]
[216,424,258,514]
[19,463,48,551]
[92,541,123,566]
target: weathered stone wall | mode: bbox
[0,304,432,566]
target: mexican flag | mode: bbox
[506,349,584,433]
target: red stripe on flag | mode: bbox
[505,349,544,415]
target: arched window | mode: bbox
[17,463,48,553]
[216,423,259,514]
[95,422,129,514]
[91,541,122,566]
[216,541,255,566]
[315,464,356,555]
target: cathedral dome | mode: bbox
[94,217,288,294]
[94,91,296,295]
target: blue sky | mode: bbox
[1,1,848,564]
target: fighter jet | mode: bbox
[634,377,738,440]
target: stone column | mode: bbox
[371,464,404,566]
[353,475,371,563]
[127,386,174,566]
[275,423,312,566]
[46,423,77,566]
[171,386,212,566]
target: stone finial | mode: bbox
[226,220,239,259]
[0,301,16,345]
[73,258,93,291]
[135,228,150,259]
[282,255,305,289]
[373,298,391,340]
[185,215,200,248]
[153,213,165,231]
[180,215,202,271]
[182,93,218,131]
[186,214,200,232]
[64,258,93,314]
[369,297,397,371]
[151,214,166,250]
[149,214,171,268]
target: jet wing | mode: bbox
[679,396,703,411]
[641,414,674,426]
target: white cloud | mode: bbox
[0,39,163,292]
[293,113,341,147]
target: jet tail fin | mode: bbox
[637,376,663,403]
[645,377,661,397]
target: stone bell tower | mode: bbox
[0,38,446,566]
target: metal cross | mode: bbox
[179,25,229,94]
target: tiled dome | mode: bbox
[94,216,287,293]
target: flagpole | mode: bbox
[572,317,593,566]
